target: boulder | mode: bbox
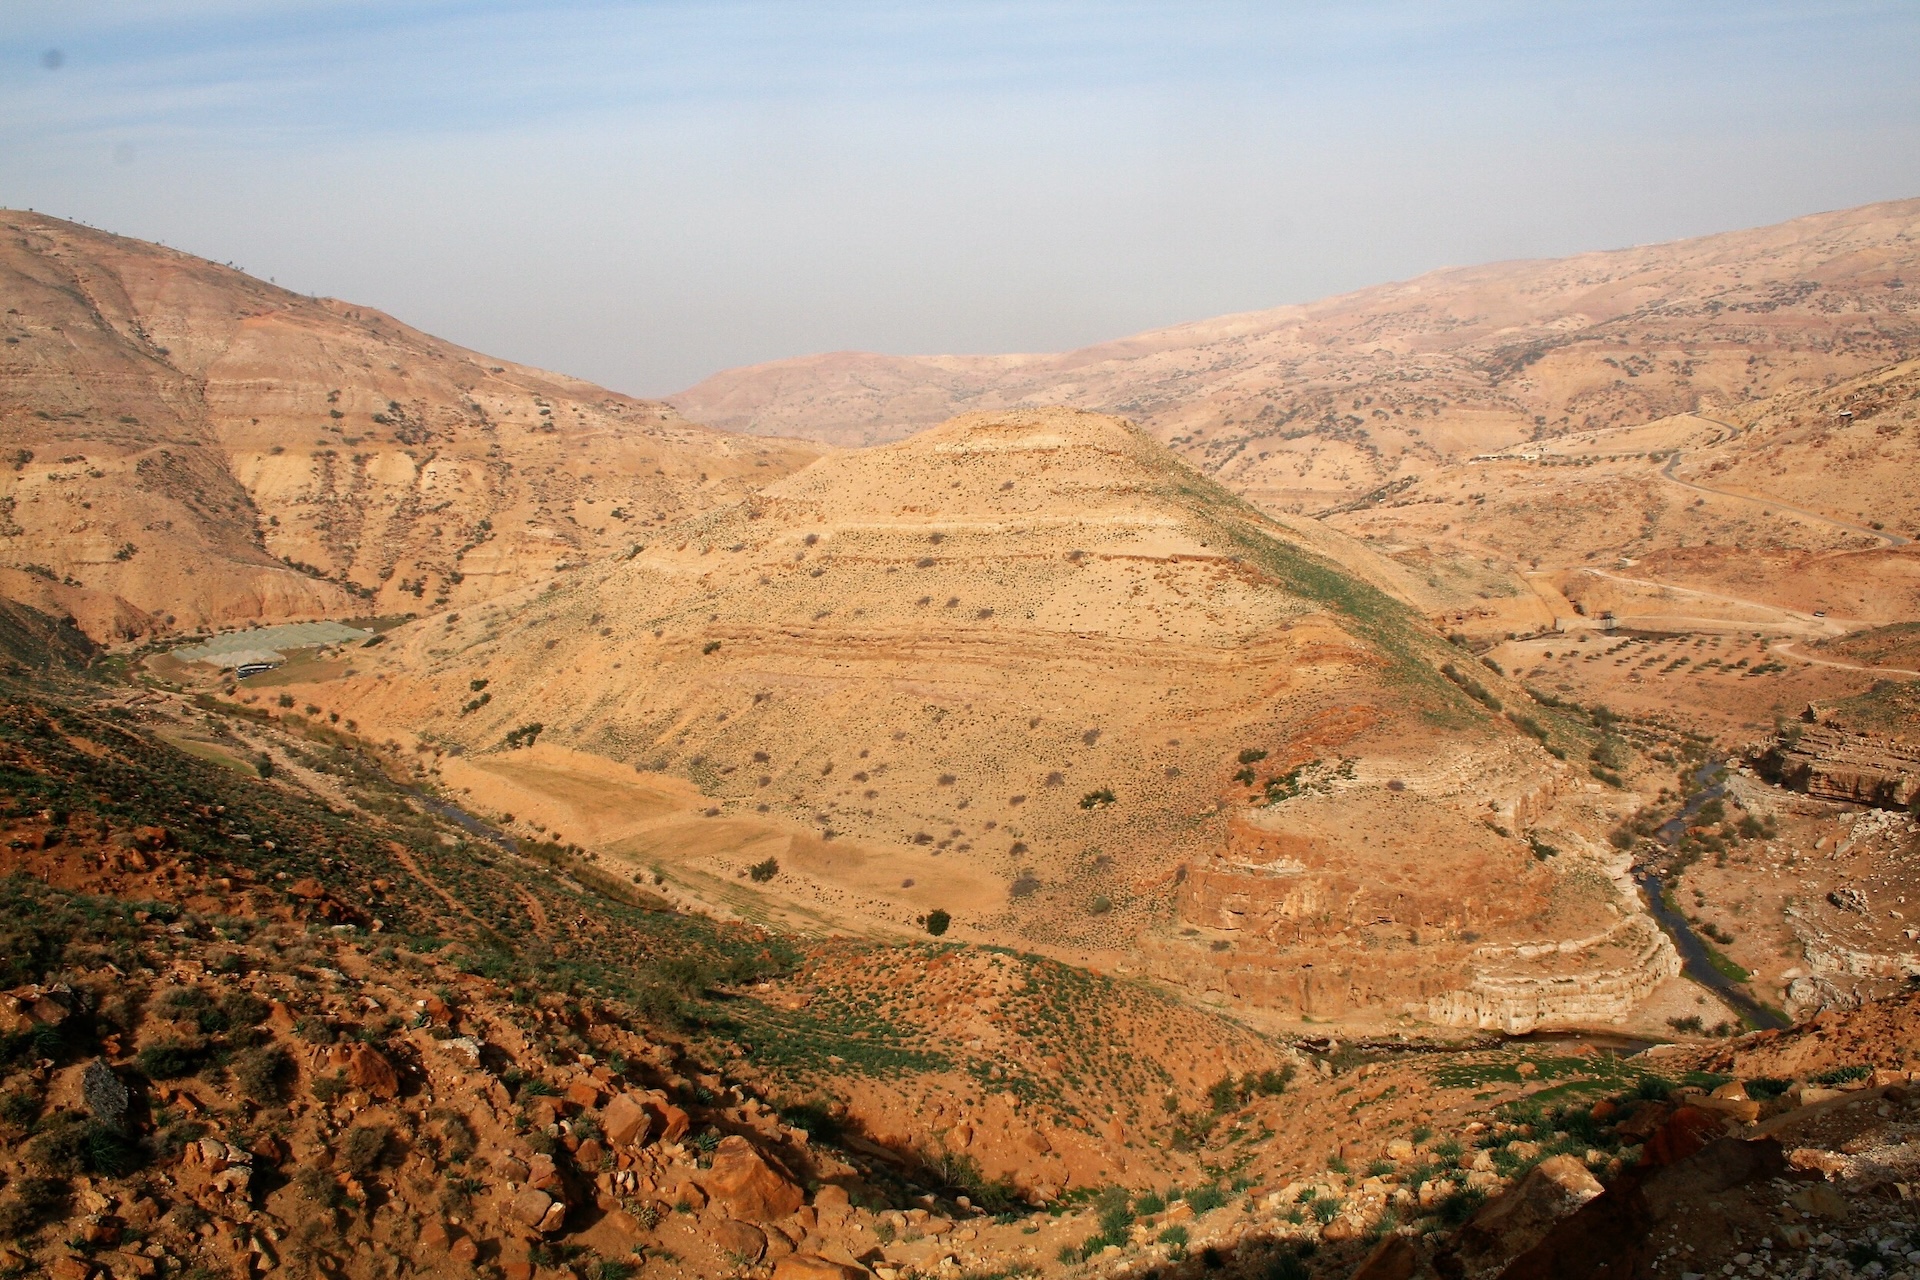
[1351,1235,1416,1280]
[82,1060,130,1133]
[703,1136,804,1222]
[510,1189,561,1233]
[602,1093,654,1147]
[647,1097,691,1144]
[710,1219,768,1264]
[772,1257,867,1280]
[1788,1183,1847,1219]
[1440,1155,1602,1278]
[813,1184,851,1228]
[325,1042,400,1099]
[1641,1106,1726,1166]
[566,1079,604,1110]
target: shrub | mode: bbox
[0,1175,68,1241]
[234,1046,293,1103]
[1183,1185,1226,1214]
[747,858,779,883]
[1088,895,1112,915]
[924,909,951,937]
[310,1070,350,1103]
[1078,787,1116,810]
[341,1124,391,1175]
[136,1037,205,1079]
[1813,1064,1871,1087]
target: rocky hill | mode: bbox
[670,198,1920,514]
[273,408,1684,1033]
[6,596,1920,1280]
[0,212,819,640]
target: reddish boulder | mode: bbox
[602,1093,654,1147]
[702,1136,804,1222]
[772,1258,866,1280]
[1644,1106,1727,1166]
[324,1042,400,1099]
[710,1220,768,1264]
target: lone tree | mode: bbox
[924,909,951,937]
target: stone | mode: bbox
[575,1139,605,1169]
[1442,1155,1602,1277]
[510,1189,559,1232]
[710,1219,768,1264]
[1691,1095,1761,1124]
[812,1184,851,1228]
[326,1042,400,1099]
[526,1154,563,1192]
[449,1237,480,1264]
[648,1098,691,1144]
[772,1257,867,1280]
[1642,1106,1727,1166]
[131,826,171,851]
[83,1060,130,1133]
[566,1079,604,1110]
[1788,1183,1848,1219]
[702,1135,804,1222]
[1385,1139,1415,1162]
[418,1222,451,1250]
[50,1256,95,1280]
[1320,1216,1361,1242]
[602,1093,654,1147]
[1787,1147,1847,1177]
[1351,1235,1416,1280]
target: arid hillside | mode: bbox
[0,212,818,640]
[671,198,1920,512]
[277,408,1688,1034]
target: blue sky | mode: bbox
[5,2,1919,395]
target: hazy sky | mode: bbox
[5,2,1920,396]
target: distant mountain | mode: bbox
[670,198,1920,513]
[0,212,819,639]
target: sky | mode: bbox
[4,2,1920,397]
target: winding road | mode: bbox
[1660,442,1910,549]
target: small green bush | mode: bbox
[136,1037,205,1080]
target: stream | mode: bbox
[1637,761,1787,1030]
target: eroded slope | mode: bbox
[0,212,818,638]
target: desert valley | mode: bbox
[3,196,1920,1280]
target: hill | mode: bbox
[278,408,1682,1033]
[670,198,1920,512]
[0,211,819,639]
